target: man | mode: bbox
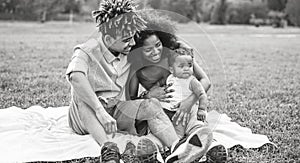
[66,0,212,162]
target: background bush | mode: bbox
[226,1,269,24]
[285,0,300,27]
[0,0,299,26]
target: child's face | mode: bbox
[170,55,193,79]
[142,34,163,63]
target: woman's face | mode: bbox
[142,34,163,63]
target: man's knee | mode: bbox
[139,98,164,119]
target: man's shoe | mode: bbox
[205,140,227,163]
[101,142,121,163]
[121,141,140,163]
[165,127,213,163]
[121,138,158,163]
[136,137,158,163]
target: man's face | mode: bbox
[108,33,136,55]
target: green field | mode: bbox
[0,21,299,162]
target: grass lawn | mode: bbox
[0,21,299,162]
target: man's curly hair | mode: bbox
[92,0,147,38]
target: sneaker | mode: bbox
[101,142,121,163]
[136,137,158,163]
[205,140,227,163]
[121,141,140,163]
[165,127,213,163]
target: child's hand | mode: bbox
[197,108,207,122]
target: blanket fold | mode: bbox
[0,106,275,162]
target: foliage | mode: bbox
[146,0,193,23]
[1,0,299,26]
[210,0,228,24]
[146,0,276,25]
[285,0,300,27]
[267,0,287,11]
[196,0,217,22]
[0,0,81,21]
[226,1,269,24]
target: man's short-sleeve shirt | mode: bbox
[66,36,130,101]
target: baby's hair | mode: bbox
[92,0,147,38]
[168,47,194,66]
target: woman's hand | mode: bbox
[171,93,197,126]
[146,84,174,102]
[171,100,194,126]
[176,40,193,51]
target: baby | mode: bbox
[161,47,208,138]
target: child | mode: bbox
[161,47,208,137]
[163,47,212,162]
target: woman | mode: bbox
[127,10,228,163]
[127,10,211,123]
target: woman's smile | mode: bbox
[151,53,161,62]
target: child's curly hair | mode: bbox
[168,47,194,66]
[92,0,147,38]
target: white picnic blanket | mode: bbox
[0,106,275,162]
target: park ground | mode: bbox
[0,21,299,162]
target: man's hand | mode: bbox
[95,110,117,135]
[197,109,207,122]
[106,98,121,109]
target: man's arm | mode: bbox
[68,71,117,134]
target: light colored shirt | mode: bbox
[66,35,130,101]
[161,74,195,111]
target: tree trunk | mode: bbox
[41,10,47,23]
[69,9,73,24]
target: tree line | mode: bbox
[0,0,299,27]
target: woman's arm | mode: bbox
[128,71,140,100]
[193,60,211,92]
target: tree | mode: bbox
[210,0,227,24]
[267,0,287,11]
[286,0,300,26]
[0,0,81,21]
[32,0,72,22]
